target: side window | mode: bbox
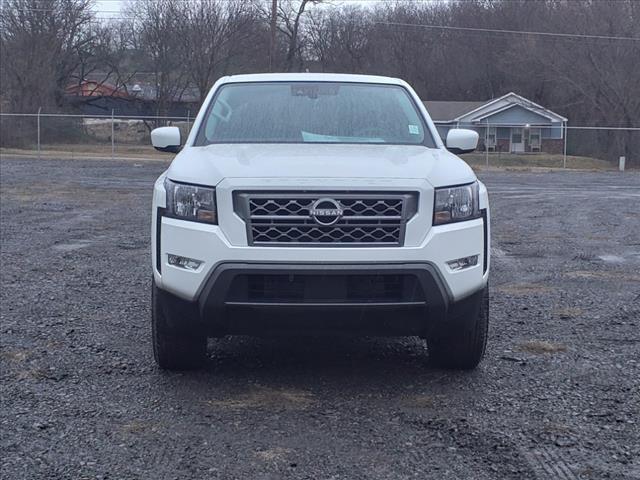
[205,93,233,141]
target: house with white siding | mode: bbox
[424,92,567,154]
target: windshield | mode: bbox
[194,82,436,147]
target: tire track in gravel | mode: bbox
[521,446,579,480]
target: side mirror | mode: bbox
[446,128,478,154]
[151,126,181,153]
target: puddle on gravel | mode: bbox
[53,240,93,251]
[597,254,625,263]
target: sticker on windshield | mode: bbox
[408,124,420,135]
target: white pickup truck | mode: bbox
[149,73,490,370]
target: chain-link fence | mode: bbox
[441,123,639,170]
[0,112,192,159]
[1,112,638,169]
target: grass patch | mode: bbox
[255,447,293,463]
[564,270,640,282]
[519,340,567,354]
[552,307,583,319]
[1,145,168,159]
[121,420,159,434]
[402,394,437,408]
[0,348,29,363]
[205,387,315,410]
[462,153,614,170]
[497,283,552,295]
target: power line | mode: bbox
[15,7,122,13]
[374,21,640,42]
[11,4,640,43]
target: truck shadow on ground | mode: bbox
[208,335,432,371]
[156,335,486,398]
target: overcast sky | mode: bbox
[94,0,124,19]
[92,0,430,19]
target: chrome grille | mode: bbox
[234,192,418,246]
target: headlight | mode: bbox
[433,182,480,225]
[164,178,217,224]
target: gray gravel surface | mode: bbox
[1,157,639,480]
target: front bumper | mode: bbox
[155,261,487,337]
[154,213,488,299]
[199,262,449,336]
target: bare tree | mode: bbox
[67,20,137,100]
[281,0,321,72]
[179,0,258,102]
[0,0,95,112]
[253,0,323,72]
[307,6,371,73]
[126,0,189,118]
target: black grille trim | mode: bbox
[226,273,426,305]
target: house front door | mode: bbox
[510,128,524,152]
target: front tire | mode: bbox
[427,286,489,370]
[152,279,207,370]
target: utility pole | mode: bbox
[269,0,277,72]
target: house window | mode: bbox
[529,127,541,152]
[497,127,510,140]
[511,129,523,144]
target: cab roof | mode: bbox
[218,72,407,86]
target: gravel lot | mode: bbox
[1,156,639,480]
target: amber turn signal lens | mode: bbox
[196,210,217,223]
[434,211,451,223]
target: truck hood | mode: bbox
[166,143,476,187]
